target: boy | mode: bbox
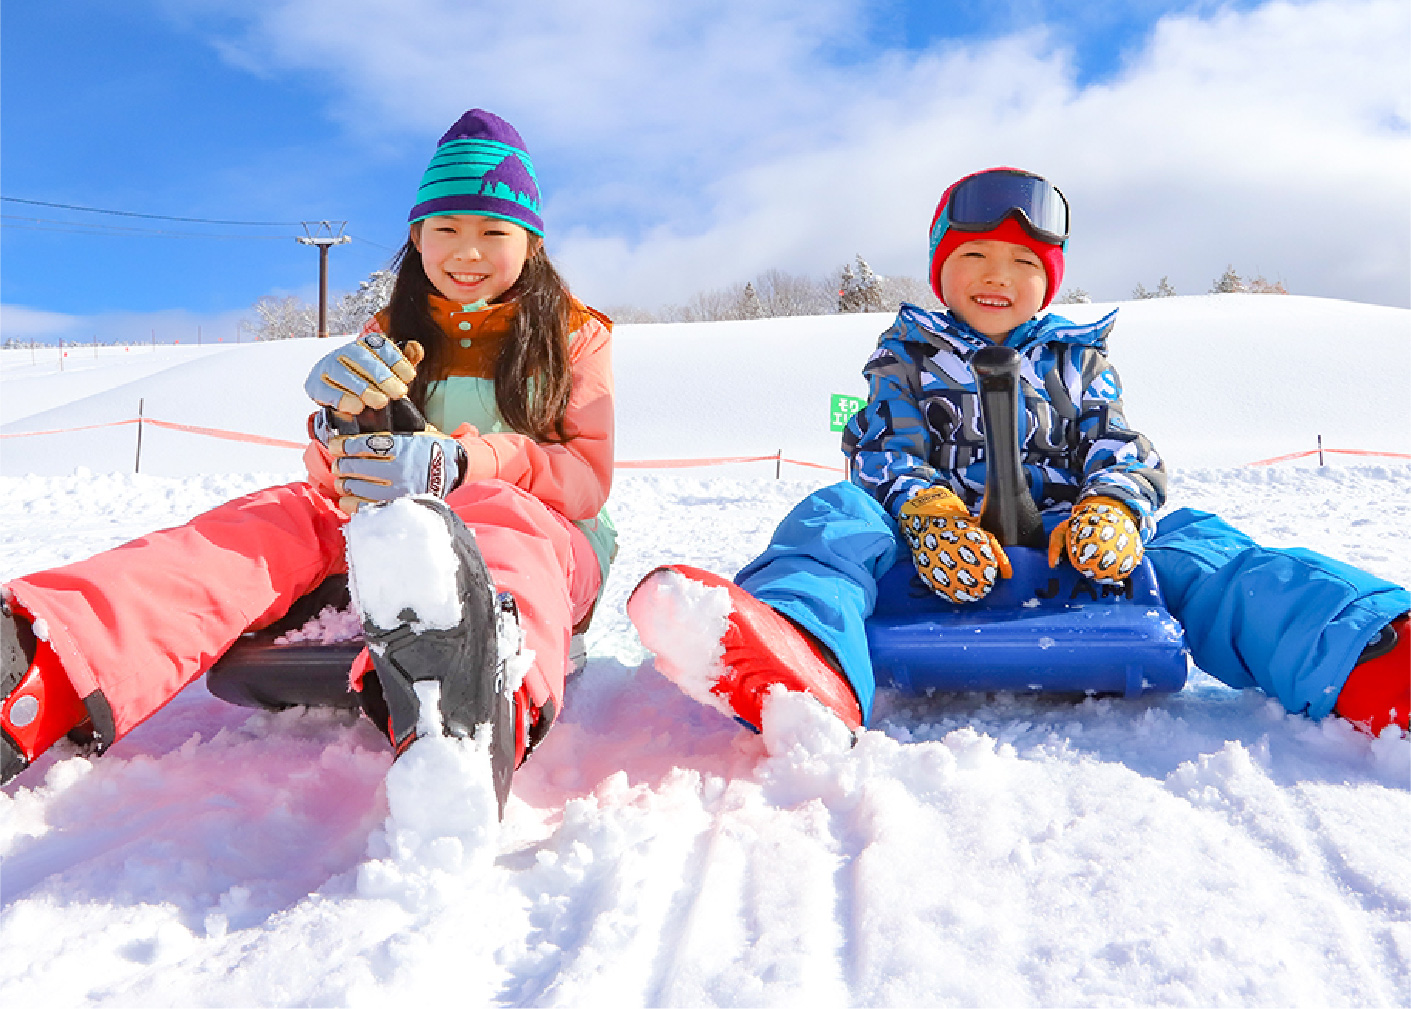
[628,168,1409,737]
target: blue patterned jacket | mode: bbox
[841,305,1167,539]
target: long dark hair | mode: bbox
[386,234,575,443]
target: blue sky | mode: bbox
[2,0,1407,343]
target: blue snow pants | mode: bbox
[736,482,1410,723]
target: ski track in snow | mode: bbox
[1,465,1408,1007]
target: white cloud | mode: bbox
[177,0,1411,307]
[1,305,255,345]
[1,305,81,340]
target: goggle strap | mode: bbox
[930,207,1068,250]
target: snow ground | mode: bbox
[1,295,1409,1007]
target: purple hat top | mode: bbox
[408,109,543,236]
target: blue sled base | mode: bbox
[864,547,1189,697]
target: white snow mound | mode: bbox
[627,567,736,719]
[345,496,465,633]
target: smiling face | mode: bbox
[412,214,534,305]
[938,239,1049,340]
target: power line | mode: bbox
[0,195,300,227]
[349,234,400,253]
[1,214,297,240]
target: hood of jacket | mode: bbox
[891,302,1119,359]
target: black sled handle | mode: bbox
[328,396,429,438]
[972,345,1047,549]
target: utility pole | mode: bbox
[297,221,351,338]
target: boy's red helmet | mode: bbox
[929,167,1067,310]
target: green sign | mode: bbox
[830,393,866,432]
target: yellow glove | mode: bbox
[1048,496,1143,584]
[899,487,1013,604]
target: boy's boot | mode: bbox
[346,498,518,816]
[2,595,89,785]
[627,565,863,732]
[1335,613,1409,735]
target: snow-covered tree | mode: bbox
[594,265,865,323]
[1248,275,1288,294]
[740,282,764,319]
[679,286,748,323]
[1056,287,1092,305]
[251,295,317,341]
[330,269,396,335]
[754,269,834,317]
[247,268,395,341]
[1210,266,1247,294]
[836,262,855,312]
[838,255,883,313]
[1134,277,1178,300]
[877,274,940,312]
[597,304,659,324]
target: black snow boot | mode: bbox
[2,595,98,786]
[347,498,518,816]
[1,599,36,785]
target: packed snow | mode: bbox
[626,567,740,721]
[345,497,467,635]
[1,294,1409,1007]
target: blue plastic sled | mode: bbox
[865,548,1189,697]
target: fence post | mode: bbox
[776,449,782,480]
[1318,434,1324,467]
[135,398,145,474]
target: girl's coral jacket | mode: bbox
[303,294,615,523]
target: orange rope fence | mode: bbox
[1245,448,1411,466]
[0,416,845,473]
[4,417,1406,471]
[615,453,841,472]
[0,417,305,450]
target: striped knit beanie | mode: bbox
[408,110,544,236]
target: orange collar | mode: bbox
[426,294,518,338]
[425,296,515,377]
[373,292,606,379]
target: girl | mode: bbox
[1,110,615,806]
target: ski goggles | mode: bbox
[931,170,1070,249]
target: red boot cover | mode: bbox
[515,691,530,767]
[3,636,88,764]
[628,565,863,732]
[1335,615,1409,735]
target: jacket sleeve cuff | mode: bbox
[458,437,500,484]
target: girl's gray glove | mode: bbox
[305,335,422,415]
[330,430,468,514]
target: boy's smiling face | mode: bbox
[939,238,1048,340]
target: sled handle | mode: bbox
[972,345,1047,548]
[329,396,429,438]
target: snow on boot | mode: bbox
[2,595,89,785]
[627,564,863,732]
[344,497,517,816]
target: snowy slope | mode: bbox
[1,295,1409,1007]
[5,294,1408,475]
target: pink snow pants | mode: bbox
[6,479,600,742]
